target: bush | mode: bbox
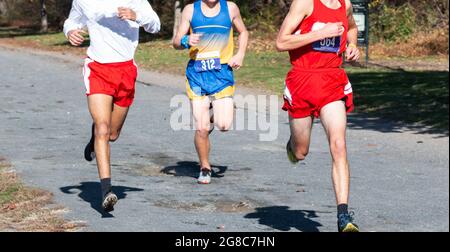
[1,0,448,56]
[370,3,416,42]
[0,0,72,29]
[369,0,449,43]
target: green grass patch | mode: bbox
[0,26,38,38]
[0,159,21,205]
[0,184,20,205]
[136,41,291,93]
[17,32,68,47]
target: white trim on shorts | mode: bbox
[344,82,353,95]
[83,58,95,95]
[283,81,293,106]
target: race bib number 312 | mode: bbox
[194,51,222,72]
[194,58,221,72]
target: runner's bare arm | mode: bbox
[276,0,345,52]
[345,0,360,61]
[228,2,249,70]
[173,4,200,50]
[63,0,87,47]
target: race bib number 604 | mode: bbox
[312,36,341,53]
[311,22,342,53]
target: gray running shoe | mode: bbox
[102,191,118,212]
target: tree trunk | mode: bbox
[0,0,8,20]
[173,0,181,39]
[40,0,48,33]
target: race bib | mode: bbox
[311,22,342,53]
[194,51,222,72]
[312,36,341,53]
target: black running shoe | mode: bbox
[84,123,95,162]
[102,191,118,213]
[338,212,360,232]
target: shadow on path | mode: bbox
[244,206,323,232]
[60,182,144,218]
[161,161,228,179]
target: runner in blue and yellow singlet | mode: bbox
[173,0,248,184]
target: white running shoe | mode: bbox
[197,168,212,185]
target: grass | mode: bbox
[1,29,449,133]
[136,41,292,92]
[0,157,82,231]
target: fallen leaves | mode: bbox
[0,156,84,232]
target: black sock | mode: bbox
[337,204,349,216]
[100,178,112,197]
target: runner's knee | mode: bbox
[196,128,210,138]
[215,120,232,132]
[330,138,347,157]
[294,148,309,161]
[95,122,111,140]
[195,121,211,134]
[291,140,309,160]
[109,130,121,142]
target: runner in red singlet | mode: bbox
[276,0,361,232]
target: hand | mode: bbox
[228,54,244,70]
[189,33,202,47]
[118,7,137,21]
[320,22,345,39]
[346,44,360,62]
[68,29,87,47]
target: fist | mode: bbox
[189,33,203,47]
[321,22,345,39]
[346,45,361,62]
[118,7,137,21]
[228,54,244,70]
[68,29,87,47]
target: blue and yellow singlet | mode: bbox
[186,0,235,99]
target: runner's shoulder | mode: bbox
[182,3,194,18]
[72,0,88,9]
[73,0,87,5]
[226,1,239,14]
[293,0,315,7]
[226,1,238,9]
[345,0,353,12]
[183,3,194,12]
[290,0,314,16]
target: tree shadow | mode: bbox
[348,70,449,137]
[0,25,159,45]
[244,206,323,232]
[52,39,90,48]
[60,182,144,218]
[0,25,59,38]
[161,161,228,179]
[139,29,166,43]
